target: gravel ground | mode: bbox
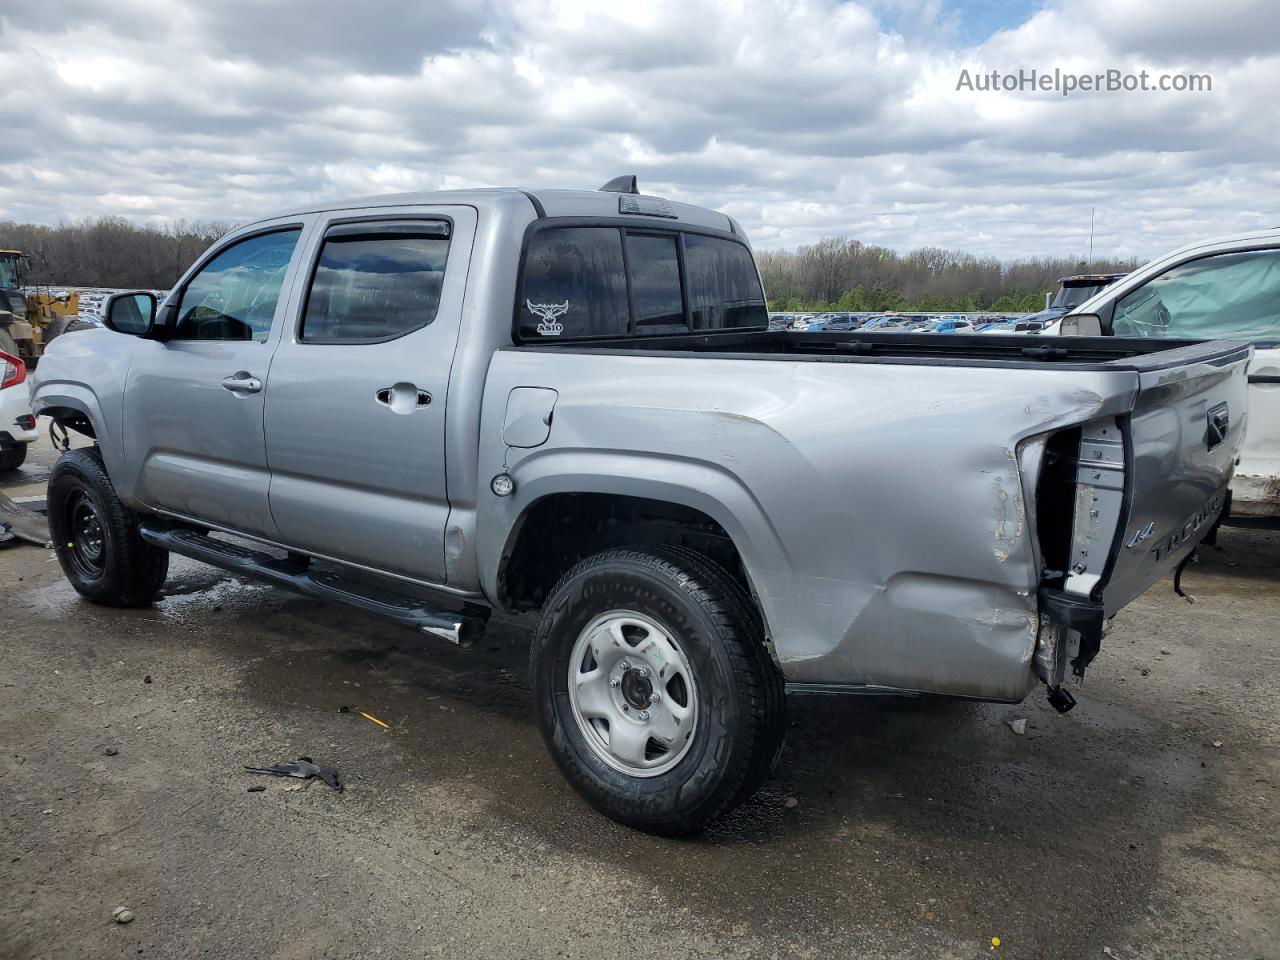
[2,435,1277,960]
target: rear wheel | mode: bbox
[0,443,26,472]
[48,447,168,606]
[531,546,785,834]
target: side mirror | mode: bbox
[1059,313,1103,337]
[103,292,157,337]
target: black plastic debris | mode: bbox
[245,757,342,792]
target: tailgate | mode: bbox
[1075,341,1252,615]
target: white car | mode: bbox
[0,348,38,472]
[1046,227,1280,522]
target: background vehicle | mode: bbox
[1049,230,1280,521]
[860,317,905,331]
[916,318,975,334]
[1014,273,1127,331]
[0,349,38,472]
[31,181,1249,834]
[0,249,91,366]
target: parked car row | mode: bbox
[768,311,1042,334]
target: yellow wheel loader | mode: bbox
[0,250,84,366]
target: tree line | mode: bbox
[0,217,230,289]
[1,217,1141,312]
[757,237,1141,313]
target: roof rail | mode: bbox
[598,175,639,195]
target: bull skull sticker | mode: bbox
[527,299,569,336]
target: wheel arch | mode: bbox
[485,456,790,661]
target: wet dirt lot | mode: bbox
[2,437,1278,960]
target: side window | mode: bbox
[627,233,685,333]
[1112,249,1280,343]
[301,221,451,343]
[519,227,629,339]
[174,229,301,342]
[683,234,768,330]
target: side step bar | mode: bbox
[139,523,483,645]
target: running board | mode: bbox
[139,523,481,645]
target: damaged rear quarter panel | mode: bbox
[478,350,1140,701]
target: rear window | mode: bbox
[517,225,766,341]
[302,221,450,343]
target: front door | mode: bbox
[123,223,309,538]
[263,206,475,583]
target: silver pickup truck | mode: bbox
[31,179,1250,833]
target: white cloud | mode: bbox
[0,0,1276,263]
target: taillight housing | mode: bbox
[0,350,26,390]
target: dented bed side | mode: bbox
[477,348,1161,701]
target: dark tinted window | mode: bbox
[684,234,767,330]
[175,229,300,342]
[302,224,450,342]
[520,227,628,339]
[628,234,685,334]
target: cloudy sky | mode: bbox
[1,0,1276,260]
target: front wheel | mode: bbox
[531,546,785,835]
[47,447,168,606]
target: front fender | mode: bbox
[30,328,134,501]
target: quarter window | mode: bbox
[174,229,301,342]
[1112,249,1280,344]
[302,221,450,343]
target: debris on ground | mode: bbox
[359,711,390,730]
[1212,740,1224,748]
[102,746,118,756]
[246,784,266,793]
[112,907,134,924]
[245,757,342,791]
[1160,648,1172,655]
[1008,718,1027,735]
[783,796,799,809]
[0,491,52,548]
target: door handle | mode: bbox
[221,373,262,394]
[376,385,432,412]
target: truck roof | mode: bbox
[259,184,739,236]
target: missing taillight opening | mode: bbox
[1035,426,1082,589]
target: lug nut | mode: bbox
[618,660,630,672]
[637,710,650,721]
[609,678,620,687]
[649,692,661,704]
[634,666,648,678]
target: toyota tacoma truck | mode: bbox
[30,179,1250,834]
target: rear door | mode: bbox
[263,206,475,584]
[123,222,309,538]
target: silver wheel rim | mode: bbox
[567,610,699,778]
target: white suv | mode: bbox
[1046,227,1280,521]
[0,348,38,472]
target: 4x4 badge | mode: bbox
[527,299,568,336]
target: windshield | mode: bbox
[1050,284,1107,310]
[0,256,19,290]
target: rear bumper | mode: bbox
[1033,588,1106,689]
[0,425,39,449]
